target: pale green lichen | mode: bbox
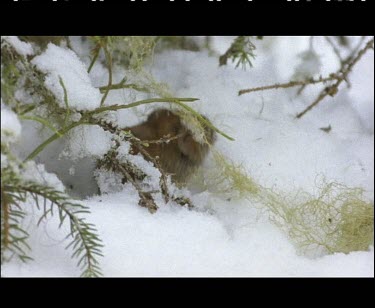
[206,152,374,256]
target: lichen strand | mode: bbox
[209,152,374,256]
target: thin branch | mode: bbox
[325,36,344,64]
[238,38,374,120]
[24,121,92,162]
[238,75,337,96]
[87,45,101,74]
[296,84,307,96]
[19,115,63,137]
[24,95,233,165]
[88,97,199,115]
[342,36,366,65]
[92,97,234,141]
[296,38,374,119]
[296,88,333,119]
[58,76,70,128]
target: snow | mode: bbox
[62,125,114,160]
[347,50,375,133]
[1,103,22,141]
[21,162,65,192]
[1,36,373,277]
[292,49,322,81]
[2,190,373,277]
[2,36,34,57]
[31,43,102,111]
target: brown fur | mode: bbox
[125,109,215,184]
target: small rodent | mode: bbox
[125,109,216,184]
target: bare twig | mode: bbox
[325,36,344,64]
[296,84,307,96]
[342,36,366,65]
[238,38,374,119]
[238,75,337,96]
[296,38,374,119]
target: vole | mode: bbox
[125,109,215,184]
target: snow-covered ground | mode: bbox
[1,36,374,277]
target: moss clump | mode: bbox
[205,151,374,256]
[263,180,374,256]
[106,36,157,71]
[334,199,374,253]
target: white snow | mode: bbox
[1,103,22,141]
[292,49,322,81]
[21,162,65,192]
[347,50,375,133]
[1,36,373,277]
[2,190,373,277]
[62,125,114,160]
[2,36,34,57]
[31,43,102,111]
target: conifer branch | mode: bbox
[219,36,256,69]
[3,181,104,277]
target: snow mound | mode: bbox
[32,43,102,111]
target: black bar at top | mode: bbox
[3,0,372,5]
[1,0,373,35]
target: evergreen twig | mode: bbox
[3,181,104,277]
[219,36,256,69]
